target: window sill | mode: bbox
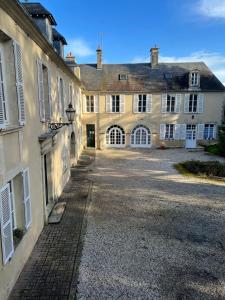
[0,125,23,135]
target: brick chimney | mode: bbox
[151,47,159,69]
[96,47,102,70]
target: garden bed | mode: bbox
[174,160,225,180]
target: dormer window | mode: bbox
[190,71,200,87]
[119,74,128,81]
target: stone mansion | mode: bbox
[0,1,224,299]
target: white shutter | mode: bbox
[23,169,32,230]
[161,94,167,113]
[175,94,182,113]
[174,124,181,140]
[0,184,14,265]
[160,124,166,140]
[213,125,217,139]
[37,60,45,122]
[120,95,125,113]
[83,95,87,113]
[47,68,52,121]
[146,94,152,113]
[180,124,186,140]
[197,124,204,140]
[106,94,111,113]
[94,95,99,113]
[13,41,25,125]
[133,94,139,113]
[184,94,190,113]
[57,77,62,115]
[0,49,6,128]
[198,94,204,113]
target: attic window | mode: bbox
[190,71,200,86]
[119,74,128,80]
[164,73,173,79]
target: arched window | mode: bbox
[106,125,125,147]
[131,125,151,148]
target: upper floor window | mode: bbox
[0,47,8,125]
[204,124,216,140]
[86,95,94,112]
[184,93,204,114]
[119,74,128,80]
[106,94,125,113]
[84,95,98,113]
[37,60,51,122]
[0,35,25,128]
[133,94,152,113]
[190,71,200,87]
[161,94,181,113]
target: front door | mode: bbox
[186,124,197,148]
[86,124,95,148]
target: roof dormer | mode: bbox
[189,70,200,89]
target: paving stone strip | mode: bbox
[9,158,93,300]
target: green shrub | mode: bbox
[218,119,225,156]
[180,160,225,177]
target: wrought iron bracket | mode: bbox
[48,122,70,131]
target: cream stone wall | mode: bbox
[0,6,83,300]
[82,93,225,149]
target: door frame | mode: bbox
[185,124,197,148]
[86,124,96,148]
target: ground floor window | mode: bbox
[165,124,175,140]
[0,169,31,265]
[106,125,125,146]
[204,124,215,140]
[131,125,151,147]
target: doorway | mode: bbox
[186,124,197,148]
[86,124,95,148]
[70,132,76,166]
[44,153,53,208]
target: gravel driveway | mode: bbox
[77,149,225,300]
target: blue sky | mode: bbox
[32,0,225,84]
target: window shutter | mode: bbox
[197,124,204,140]
[0,50,6,128]
[198,94,204,113]
[83,94,87,113]
[106,94,111,113]
[184,94,190,113]
[37,60,45,122]
[160,124,166,140]
[47,68,52,121]
[180,124,186,140]
[213,125,217,139]
[0,184,14,265]
[161,94,167,113]
[57,77,62,116]
[94,95,99,113]
[175,94,182,113]
[120,95,125,113]
[133,94,139,113]
[23,169,32,230]
[146,94,152,113]
[13,41,25,125]
[174,124,181,140]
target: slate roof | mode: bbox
[79,62,225,92]
[21,3,57,25]
[52,28,67,45]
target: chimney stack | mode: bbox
[65,52,80,78]
[150,47,159,69]
[96,47,102,70]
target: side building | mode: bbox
[0,1,83,299]
[80,48,225,149]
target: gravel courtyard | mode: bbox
[77,149,225,300]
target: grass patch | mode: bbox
[204,144,225,157]
[174,160,225,181]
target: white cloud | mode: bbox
[66,38,94,58]
[131,51,225,85]
[196,0,225,18]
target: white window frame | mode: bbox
[204,124,216,140]
[130,125,151,148]
[191,72,199,86]
[9,181,16,230]
[165,124,175,140]
[23,168,32,230]
[106,125,125,147]
[188,93,198,113]
[86,95,95,113]
[111,95,120,113]
[58,77,65,117]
